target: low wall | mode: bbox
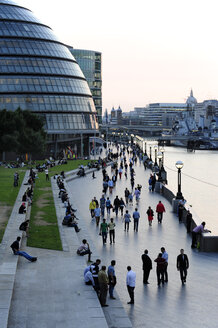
[161,185,217,252]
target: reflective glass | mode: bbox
[0,39,73,59]
[0,5,40,23]
[0,22,58,41]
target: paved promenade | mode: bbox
[8,177,108,328]
[68,159,218,328]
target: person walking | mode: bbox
[191,221,211,248]
[119,198,125,216]
[177,249,189,284]
[134,188,140,204]
[108,179,114,193]
[156,201,166,223]
[151,174,156,192]
[133,208,140,232]
[146,206,154,226]
[10,237,37,262]
[126,266,136,304]
[125,188,130,204]
[154,253,166,286]
[100,195,106,217]
[108,218,116,244]
[45,168,49,181]
[141,250,152,284]
[108,260,116,299]
[89,199,96,218]
[94,204,101,226]
[98,266,109,307]
[124,210,131,231]
[106,197,111,215]
[161,247,168,282]
[100,219,108,244]
[118,167,123,179]
[113,196,120,217]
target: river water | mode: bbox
[149,144,218,234]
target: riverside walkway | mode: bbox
[67,159,218,328]
[5,157,218,328]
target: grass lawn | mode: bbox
[27,159,91,250]
[0,167,25,242]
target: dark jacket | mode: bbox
[141,254,152,270]
[177,254,189,269]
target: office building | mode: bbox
[68,48,102,123]
[0,0,98,157]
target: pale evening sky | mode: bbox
[18,0,218,113]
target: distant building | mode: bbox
[195,99,218,128]
[68,48,102,123]
[110,106,123,125]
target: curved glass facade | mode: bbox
[0,0,98,156]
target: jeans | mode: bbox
[106,207,110,215]
[109,284,114,297]
[125,222,129,231]
[102,232,107,244]
[109,230,115,243]
[16,251,33,261]
[100,206,105,217]
[134,219,139,231]
[157,269,164,285]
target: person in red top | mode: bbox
[156,201,166,224]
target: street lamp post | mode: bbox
[175,160,184,199]
[149,145,152,160]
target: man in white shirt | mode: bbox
[126,266,136,304]
[84,269,95,288]
[161,247,168,282]
[45,168,49,181]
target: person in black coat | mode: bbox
[177,249,189,284]
[141,249,152,284]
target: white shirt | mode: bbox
[84,271,95,286]
[45,169,48,174]
[162,251,168,263]
[126,270,136,287]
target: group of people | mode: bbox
[82,246,190,308]
[56,174,81,232]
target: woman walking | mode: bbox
[146,206,154,226]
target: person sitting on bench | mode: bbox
[18,203,26,214]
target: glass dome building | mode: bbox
[0,0,99,156]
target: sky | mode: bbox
[18,0,218,112]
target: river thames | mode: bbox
[160,146,218,234]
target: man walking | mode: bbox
[126,266,136,304]
[124,210,131,231]
[156,201,166,223]
[108,218,116,244]
[108,260,116,299]
[45,168,49,181]
[141,250,152,284]
[100,195,106,217]
[133,208,140,232]
[98,266,109,307]
[161,247,168,282]
[100,219,108,244]
[94,204,101,226]
[113,196,120,217]
[177,249,189,284]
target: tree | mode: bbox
[0,108,46,156]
